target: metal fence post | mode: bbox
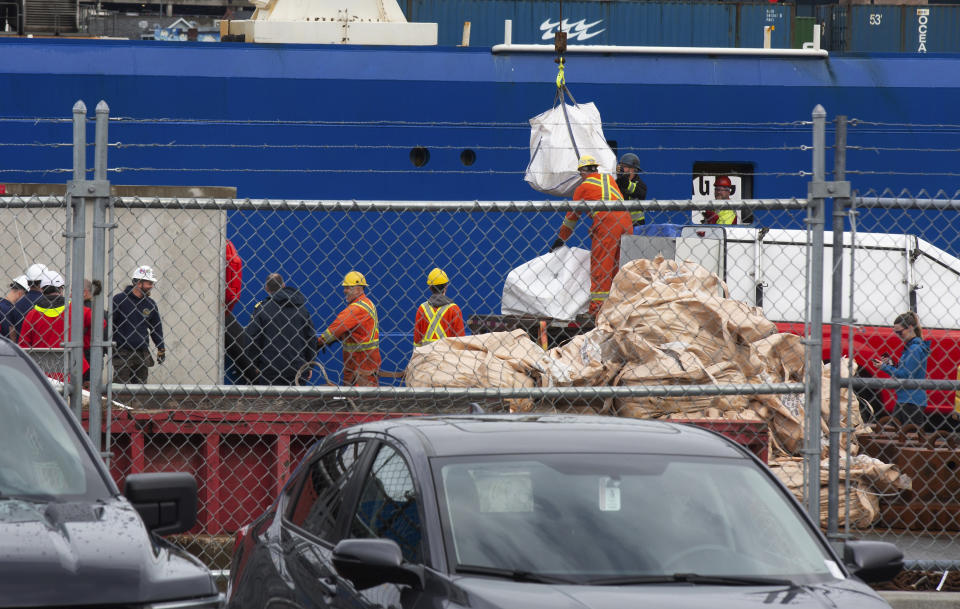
[66,101,87,417]
[89,100,110,458]
[827,115,848,539]
[804,105,827,522]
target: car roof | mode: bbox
[342,414,749,459]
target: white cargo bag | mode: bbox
[501,246,590,320]
[524,102,616,198]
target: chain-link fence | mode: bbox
[820,115,960,572]
[3,101,959,581]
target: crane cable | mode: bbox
[554,0,568,92]
[552,0,580,159]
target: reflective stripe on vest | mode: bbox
[590,291,609,302]
[34,304,65,318]
[584,175,623,218]
[416,302,453,347]
[343,299,380,353]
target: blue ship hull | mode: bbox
[1,38,957,382]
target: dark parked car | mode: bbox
[227,414,903,609]
[0,338,222,608]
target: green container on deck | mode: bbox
[793,16,816,48]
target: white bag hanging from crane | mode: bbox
[524,76,617,198]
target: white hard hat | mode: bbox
[25,263,48,282]
[132,265,158,283]
[39,269,64,289]
[10,275,28,291]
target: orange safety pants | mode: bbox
[588,211,633,317]
[343,350,381,387]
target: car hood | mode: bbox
[453,576,891,609]
[0,496,216,607]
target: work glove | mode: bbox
[549,238,565,253]
[156,348,166,365]
[318,337,327,353]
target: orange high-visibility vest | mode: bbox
[558,173,624,242]
[413,301,465,347]
[322,294,381,376]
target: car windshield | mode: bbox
[0,354,110,502]
[436,454,841,584]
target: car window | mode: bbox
[437,454,837,583]
[0,354,108,500]
[349,444,423,564]
[287,441,368,541]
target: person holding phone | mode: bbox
[873,312,930,427]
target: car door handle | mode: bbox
[319,576,338,596]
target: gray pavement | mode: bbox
[879,591,960,609]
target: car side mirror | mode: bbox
[124,472,198,536]
[332,539,424,591]
[843,540,903,583]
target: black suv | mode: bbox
[0,338,222,608]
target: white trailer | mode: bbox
[620,225,960,330]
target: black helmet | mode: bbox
[619,153,642,171]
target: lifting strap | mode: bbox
[554,62,581,162]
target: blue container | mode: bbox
[908,6,960,53]
[407,0,798,49]
[849,5,903,53]
[738,4,792,49]
[815,4,845,52]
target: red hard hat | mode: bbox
[715,175,732,188]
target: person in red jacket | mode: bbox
[19,270,90,380]
[319,271,381,386]
[550,155,631,317]
[225,240,243,312]
[413,267,465,347]
[224,240,250,383]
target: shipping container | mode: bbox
[738,3,792,49]
[909,5,960,53]
[407,0,960,55]
[407,0,795,49]
[849,5,904,53]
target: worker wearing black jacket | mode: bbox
[245,273,318,385]
[616,152,648,226]
[112,265,165,383]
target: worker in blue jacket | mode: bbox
[0,275,28,339]
[8,263,47,341]
[873,311,931,428]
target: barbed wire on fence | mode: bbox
[103,143,810,152]
[849,119,960,130]
[0,116,816,130]
[103,167,815,177]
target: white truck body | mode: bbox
[620,225,960,330]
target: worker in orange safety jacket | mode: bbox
[550,154,630,317]
[319,271,381,386]
[703,175,738,225]
[413,267,466,348]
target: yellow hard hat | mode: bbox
[577,155,599,170]
[342,271,367,287]
[427,267,449,286]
